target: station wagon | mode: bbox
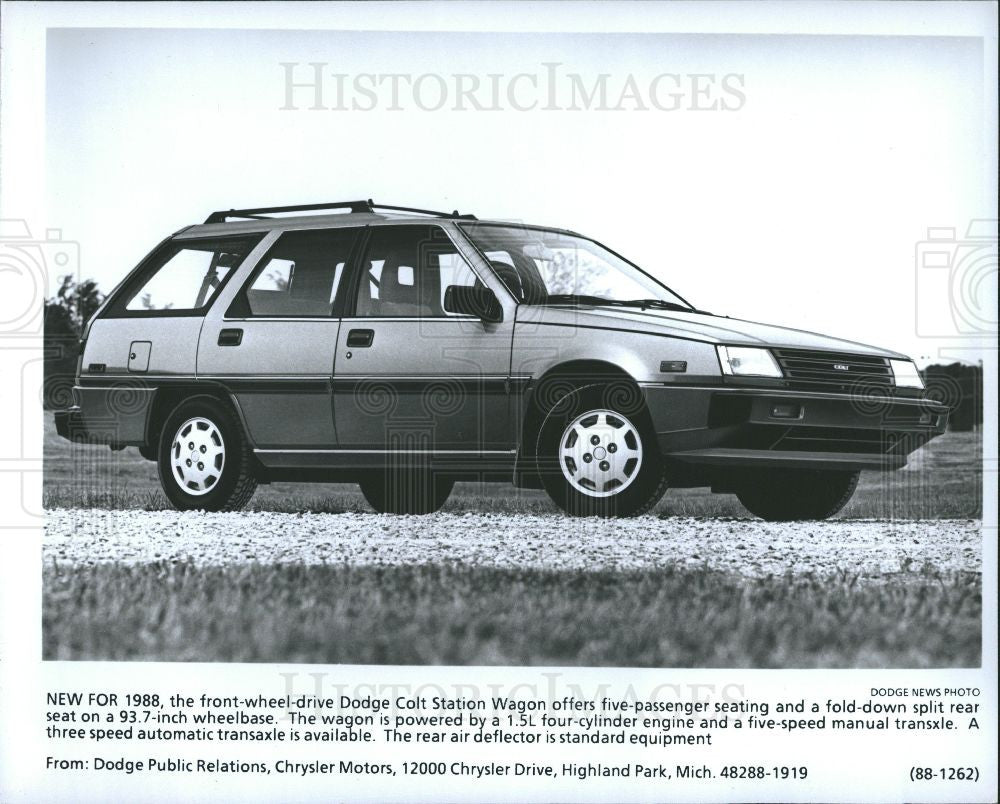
[54,200,948,518]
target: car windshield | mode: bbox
[460,223,693,310]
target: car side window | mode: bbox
[354,225,479,318]
[242,228,358,317]
[122,237,259,312]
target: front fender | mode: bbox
[511,320,721,383]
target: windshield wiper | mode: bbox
[540,294,710,315]
[540,294,636,308]
[625,299,710,314]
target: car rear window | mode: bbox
[110,235,263,316]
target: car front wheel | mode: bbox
[736,468,859,521]
[157,397,258,512]
[538,387,668,517]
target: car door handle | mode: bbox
[218,328,243,346]
[346,329,374,348]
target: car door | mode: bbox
[333,223,515,453]
[197,226,361,448]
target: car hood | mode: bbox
[517,305,908,358]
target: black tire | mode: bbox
[156,396,258,512]
[537,384,668,517]
[359,471,454,515]
[736,468,859,521]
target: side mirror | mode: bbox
[443,285,503,323]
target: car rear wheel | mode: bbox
[359,471,454,515]
[736,469,859,521]
[538,386,668,517]
[157,397,258,512]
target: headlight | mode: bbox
[716,346,783,378]
[890,359,923,389]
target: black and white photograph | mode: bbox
[1,2,996,802]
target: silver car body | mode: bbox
[57,206,947,488]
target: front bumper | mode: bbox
[641,384,948,472]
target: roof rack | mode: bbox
[203,199,476,224]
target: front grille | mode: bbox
[772,348,893,392]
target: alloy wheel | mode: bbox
[170,416,226,496]
[558,409,643,498]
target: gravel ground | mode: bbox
[44,509,981,578]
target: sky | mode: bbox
[45,28,994,365]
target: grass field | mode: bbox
[43,419,983,666]
[43,418,983,519]
[43,562,981,667]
